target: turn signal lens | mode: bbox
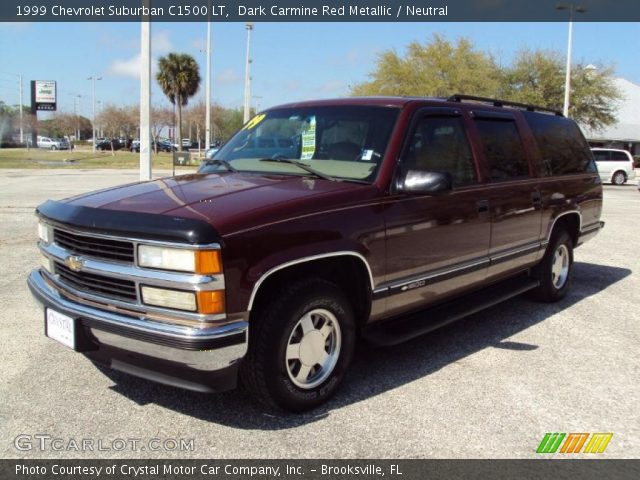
[197,290,225,314]
[195,250,222,275]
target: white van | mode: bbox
[591,148,637,185]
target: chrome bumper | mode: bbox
[28,269,248,392]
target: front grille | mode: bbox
[53,229,134,263]
[54,262,137,302]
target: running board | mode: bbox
[362,275,540,347]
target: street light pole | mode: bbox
[556,3,587,117]
[243,23,254,123]
[18,74,24,144]
[87,75,102,153]
[204,15,212,150]
[140,12,152,181]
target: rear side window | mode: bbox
[592,150,610,162]
[612,151,631,162]
[523,112,596,175]
[474,118,529,181]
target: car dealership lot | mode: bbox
[0,168,638,459]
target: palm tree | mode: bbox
[156,53,201,151]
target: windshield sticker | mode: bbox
[301,116,316,160]
[243,113,266,131]
[361,149,374,161]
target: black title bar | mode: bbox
[2,459,640,480]
[2,0,640,22]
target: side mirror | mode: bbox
[396,170,453,195]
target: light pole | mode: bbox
[243,23,254,123]
[556,3,587,117]
[205,17,212,149]
[87,75,102,153]
[70,94,81,140]
[97,100,102,138]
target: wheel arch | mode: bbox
[248,252,374,327]
[548,210,582,247]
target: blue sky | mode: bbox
[0,21,638,118]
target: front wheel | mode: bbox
[529,230,573,302]
[241,279,355,412]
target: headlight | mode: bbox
[138,245,222,274]
[38,222,52,244]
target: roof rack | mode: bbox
[447,94,564,116]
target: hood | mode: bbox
[65,172,372,236]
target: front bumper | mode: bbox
[28,269,248,393]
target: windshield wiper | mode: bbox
[259,158,337,182]
[202,159,238,173]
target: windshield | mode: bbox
[198,105,399,182]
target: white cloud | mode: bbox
[108,54,142,78]
[216,69,241,85]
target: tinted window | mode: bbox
[523,112,596,175]
[592,151,610,162]
[402,116,476,187]
[612,151,630,162]
[475,118,529,181]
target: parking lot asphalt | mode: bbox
[0,169,638,459]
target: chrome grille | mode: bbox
[54,262,137,302]
[53,228,134,263]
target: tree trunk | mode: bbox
[176,92,183,152]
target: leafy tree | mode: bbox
[156,53,201,150]
[351,35,503,98]
[352,36,621,130]
[504,50,621,131]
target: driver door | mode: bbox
[382,108,491,317]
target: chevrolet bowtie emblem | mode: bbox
[64,255,84,272]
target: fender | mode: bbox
[246,250,375,312]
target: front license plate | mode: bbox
[46,308,75,350]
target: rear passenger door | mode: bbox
[470,111,543,280]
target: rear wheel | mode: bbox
[241,279,356,412]
[529,230,574,302]
[612,171,626,185]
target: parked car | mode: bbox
[95,138,123,151]
[29,95,603,412]
[130,139,176,153]
[54,138,70,150]
[36,137,64,150]
[591,148,637,185]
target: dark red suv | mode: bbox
[29,95,603,411]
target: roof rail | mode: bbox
[447,94,564,116]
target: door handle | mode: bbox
[476,200,489,215]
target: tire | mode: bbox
[50,146,57,150]
[241,279,356,412]
[529,229,574,302]
[612,171,626,185]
